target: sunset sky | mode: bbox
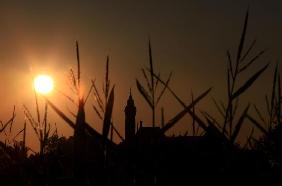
[0,0,281,151]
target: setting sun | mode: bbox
[33,74,54,94]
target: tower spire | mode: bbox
[130,88,132,96]
[125,89,136,141]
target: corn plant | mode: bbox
[246,64,282,167]
[203,9,269,144]
[91,56,122,141]
[152,9,268,147]
[135,40,211,135]
[247,64,281,136]
[0,106,16,135]
[12,121,27,157]
[0,106,16,150]
[0,107,30,159]
[136,39,172,127]
[153,73,212,135]
[23,99,54,155]
[45,42,118,143]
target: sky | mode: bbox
[0,0,282,151]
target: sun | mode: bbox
[33,74,54,94]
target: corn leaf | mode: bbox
[84,84,93,105]
[136,79,153,108]
[102,86,115,138]
[93,105,103,120]
[246,114,268,135]
[232,64,268,100]
[76,41,81,88]
[271,64,278,115]
[161,88,211,133]
[46,98,106,142]
[237,9,249,62]
[9,106,15,133]
[239,50,265,73]
[227,50,234,78]
[142,68,152,93]
[92,79,105,113]
[201,111,222,131]
[111,122,124,142]
[105,56,110,99]
[148,39,154,93]
[278,72,281,123]
[156,72,172,105]
[253,104,266,124]
[240,39,256,63]
[212,98,225,119]
[45,98,75,128]
[230,104,250,143]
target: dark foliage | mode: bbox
[0,8,280,186]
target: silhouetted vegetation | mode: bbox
[0,9,281,186]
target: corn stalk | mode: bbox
[92,56,121,141]
[210,8,268,144]
[136,39,172,127]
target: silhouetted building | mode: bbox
[124,91,136,141]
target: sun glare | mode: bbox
[34,74,54,94]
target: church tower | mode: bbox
[124,90,136,141]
